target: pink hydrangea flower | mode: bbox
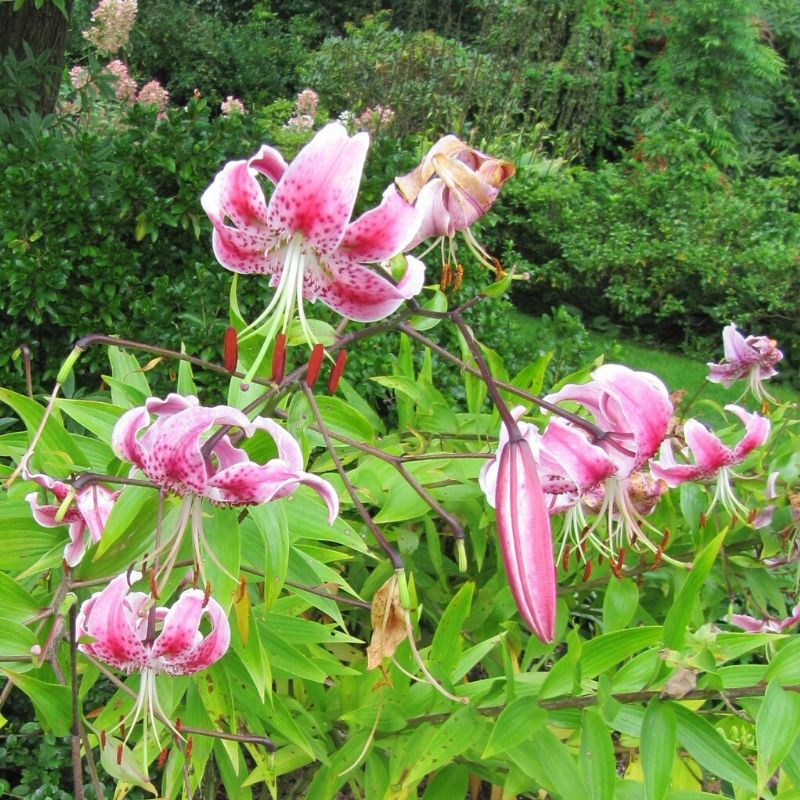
[220,95,246,116]
[70,66,91,90]
[106,59,137,104]
[136,80,169,113]
[294,88,319,118]
[77,571,229,758]
[707,323,783,402]
[201,123,424,377]
[83,0,138,54]
[651,404,770,516]
[25,472,118,566]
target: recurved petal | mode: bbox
[267,123,369,253]
[201,158,269,232]
[76,572,149,670]
[404,180,454,248]
[63,521,90,568]
[540,419,616,493]
[683,419,732,472]
[339,186,420,261]
[209,223,272,275]
[721,323,752,363]
[313,252,425,323]
[160,592,230,675]
[495,438,555,643]
[150,589,205,662]
[250,417,304,472]
[112,406,151,468]
[144,405,251,494]
[432,152,499,230]
[725,404,770,460]
[74,484,118,545]
[248,144,288,185]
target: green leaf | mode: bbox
[0,388,86,475]
[409,287,448,331]
[56,399,126,441]
[252,502,290,610]
[430,581,474,674]
[541,627,662,699]
[482,696,545,758]
[0,572,40,620]
[757,682,800,794]
[603,577,639,632]
[312,395,376,442]
[765,637,800,684]
[201,505,240,611]
[641,700,676,800]
[663,533,724,649]
[581,708,616,800]
[671,702,757,791]
[94,483,157,559]
[107,346,151,401]
[394,706,483,788]
[177,345,197,395]
[1,671,71,736]
[513,725,587,800]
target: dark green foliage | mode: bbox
[302,2,639,155]
[126,0,315,108]
[492,145,800,378]
[635,0,785,171]
[0,99,267,394]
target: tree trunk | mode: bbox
[0,0,74,115]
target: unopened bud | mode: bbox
[455,539,467,573]
[223,327,238,374]
[271,332,287,383]
[305,343,325,387]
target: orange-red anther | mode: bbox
[305,343,325,387]
[582,560,593,582]
[157,746,169,769]
[327,350,348,393]
[116,743,123,765]
[561,545,571,572]
[271,332,287,383]
[100,730,107,749]
[223,327,238,374]
[202,581,212,608]
[185,736,194,759]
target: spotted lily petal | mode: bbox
[151,589,230,675]
[76,572,149,671]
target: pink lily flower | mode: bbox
[77,571,229,761]
[112,393,338,519]
[113,394,338,590]
[545,364,672,476]
[651,404,770,516]
[201,122,425,373]
[729,602,800,633]
[25,472,118,566]
[396,135,514,270]
[480,409,555,642]
[707,323,783,402]
[543,366,679,565]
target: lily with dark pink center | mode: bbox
[202,122,425,380]
[77,571,229,766]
